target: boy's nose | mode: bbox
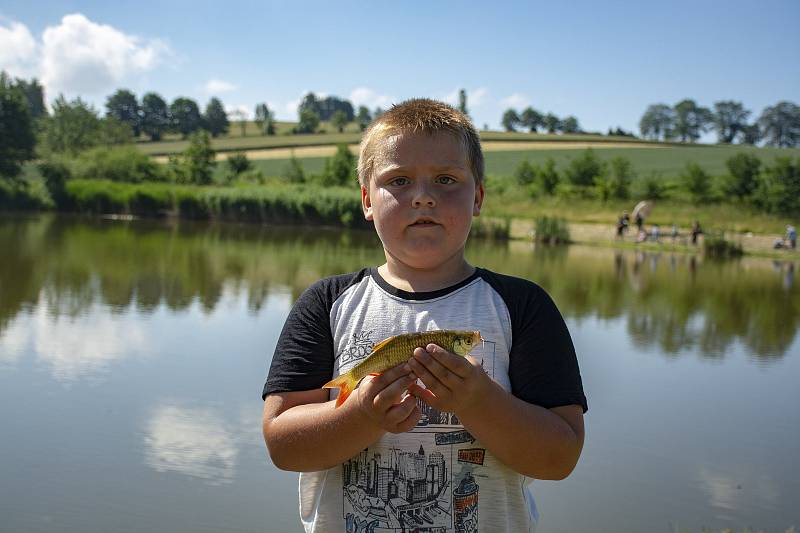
[412,184,436,207]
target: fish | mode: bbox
[323,330,482,407]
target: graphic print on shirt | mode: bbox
[339,336,496,532]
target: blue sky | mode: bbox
[1,0,798,135]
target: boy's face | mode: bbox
[361,131,484,272]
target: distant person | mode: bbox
[786,224,797,250]
[651,224,660,243]
[635,212,644,233]
[616,212,629,239]
[691,220,703,245]
[671,223,678,243]
[261,99,586,532]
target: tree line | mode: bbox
[507,148,799,217]
[499,99,800,147]
[639,99,799,147]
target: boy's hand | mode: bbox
[408,344,490,415]
[352,362,421,434]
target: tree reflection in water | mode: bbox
[2,214,798,361]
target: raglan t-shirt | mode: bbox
[263,267,587,533]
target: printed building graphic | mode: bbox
[343,444,454,530]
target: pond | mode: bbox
[1,213,798,532]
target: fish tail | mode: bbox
[322,372,358,408]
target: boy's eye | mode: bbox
[389,177,410,186]
[436,175,456,184]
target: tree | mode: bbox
[538,157,560,195]
[0,76,36,179]
[254,103,275,135]
[520,107,543,133]
[458,89,468,116]
[101,117,135,146]
[319,144,356,186]
[43,95,103,154]
[106,89,141,137]
[141,92,169,141]
[11,76,47,121]
[564,149,604,188]
[181,130,215,185]
[298,92,354,121]
[542,113,561,134]
[373,107,384,119]
[712,101,750,144]
[513,160,536,186]
[356,106,372,131]
[741,123,761,145]
[228,108,247,137]
[203,97,229,137]
[501,109,520,132]
[753,157,800,215]
[169,97,202,138]
[673,99,713,143]
[331,109,349,133]
[297,108,320,134]
[606,156,633,200]
[758,101,800,148]
[680,162,712,203]
[560,116,581,134]
[723,153,761,200]
[639,104,676,141]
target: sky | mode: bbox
[1,0,798,135]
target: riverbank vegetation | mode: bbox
[2,73,798,250]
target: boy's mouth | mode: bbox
[410,217,439,227]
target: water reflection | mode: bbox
[0,298,149,381]
[143,402,238,484]
[2,214,798,363]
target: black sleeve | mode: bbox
[262,271,364,399]
[482,270,588,413]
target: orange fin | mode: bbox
[322,373,356,408]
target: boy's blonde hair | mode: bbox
[357,98,484,188]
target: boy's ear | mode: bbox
[361,184,373,220]
[473,182,485,216]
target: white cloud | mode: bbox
[441,87,489,108]
[0,20,38,78]
[204,78,237,95]
[470,87,489,107]
[225,103,250,120]
[3,13,172,99]
[144,403,238,484]
[500,92,530,109]
[349,87,394,111]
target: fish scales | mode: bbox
[351,331,464,381]
[323,329,481,407]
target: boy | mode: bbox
[262,99,586,532]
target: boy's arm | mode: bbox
[263,363,421,472]
[409,345,584,480]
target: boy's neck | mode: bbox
[378,253,476,293]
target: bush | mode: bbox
[317,144,356,187]
[538,157,560,195]
[534,216,570,244]
[753,157,800,216]
[470,217,511,239]
[704,232,743,259]
[283,155,305,183]
[39,159,72,209]
[681,162,712,203]
[636,172,669,200]
[513,160,536,186]
[227,152,251,176]
[723,152,761,200]
[74,146,163,183]
[564,149,604,188]
[181,130,216,185]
